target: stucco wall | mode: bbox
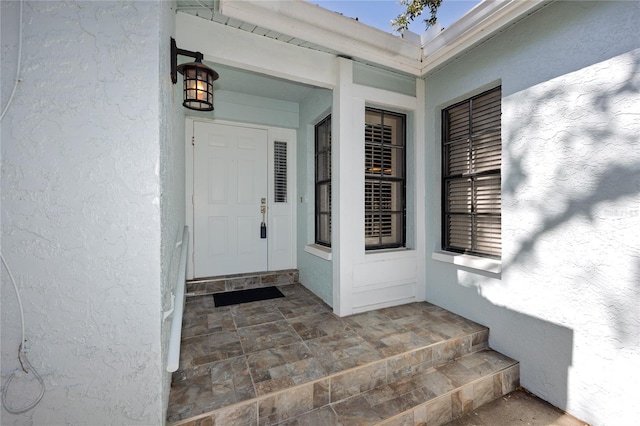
[159,0,184,421]
[423,1,640,424]
[1,1,167,423]
[296,88,333,305]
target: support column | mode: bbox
[332,57,356,316]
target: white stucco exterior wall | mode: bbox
[160,0,184,421]
[423,1,639,424]
[1,1,172,423]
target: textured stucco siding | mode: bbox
[423,1,640,425]
[1,1,167,423]
[159,0,183,421]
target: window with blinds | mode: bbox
[274,141,287,203]
[365,108,405,249]
[315,116,332,247]
[442,86,501,258]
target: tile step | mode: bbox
[170,341,518,425]
[167,287,515,425]
[330,349,518,426]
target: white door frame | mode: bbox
[186,117,297,280]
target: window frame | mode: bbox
[441,86,502,259]
[364,107,407,251]
[314,115,332,247]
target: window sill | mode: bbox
[305,244,332,261]
[432,251,501,274]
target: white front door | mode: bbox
[193,122,268,277]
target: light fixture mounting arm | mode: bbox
[170,37,218,111]
[171,37,205,84]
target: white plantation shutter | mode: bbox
[443,87,501,258]
[365,109,405,249]
[274,141,287,203]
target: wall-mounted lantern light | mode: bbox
[171,37,219,111]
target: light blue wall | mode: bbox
[354,62,416,97]
[296,88,333,305]
[188,90,299,129]
[423,1,639,424]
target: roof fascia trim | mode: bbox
[420,0,551,75]
[219,0,423,76]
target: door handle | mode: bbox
[260,200,267,239]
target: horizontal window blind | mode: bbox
[442,87,502,258]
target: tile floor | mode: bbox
[167,283,513,425]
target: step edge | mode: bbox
[271,358,520,426]
[366,361,521,426]
[188,269,300,284]
[168,342,503,426]
[185,282,303,298]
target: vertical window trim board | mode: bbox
[185,118,195,280]
[349,97,367,254]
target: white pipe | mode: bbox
[166,225,189,373]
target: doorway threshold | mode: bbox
[186,269,299,297]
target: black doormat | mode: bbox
[213,286,285,307]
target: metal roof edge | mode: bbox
[206,0,552,80]
[420,0,553,76]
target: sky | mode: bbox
[311,0,482,35]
